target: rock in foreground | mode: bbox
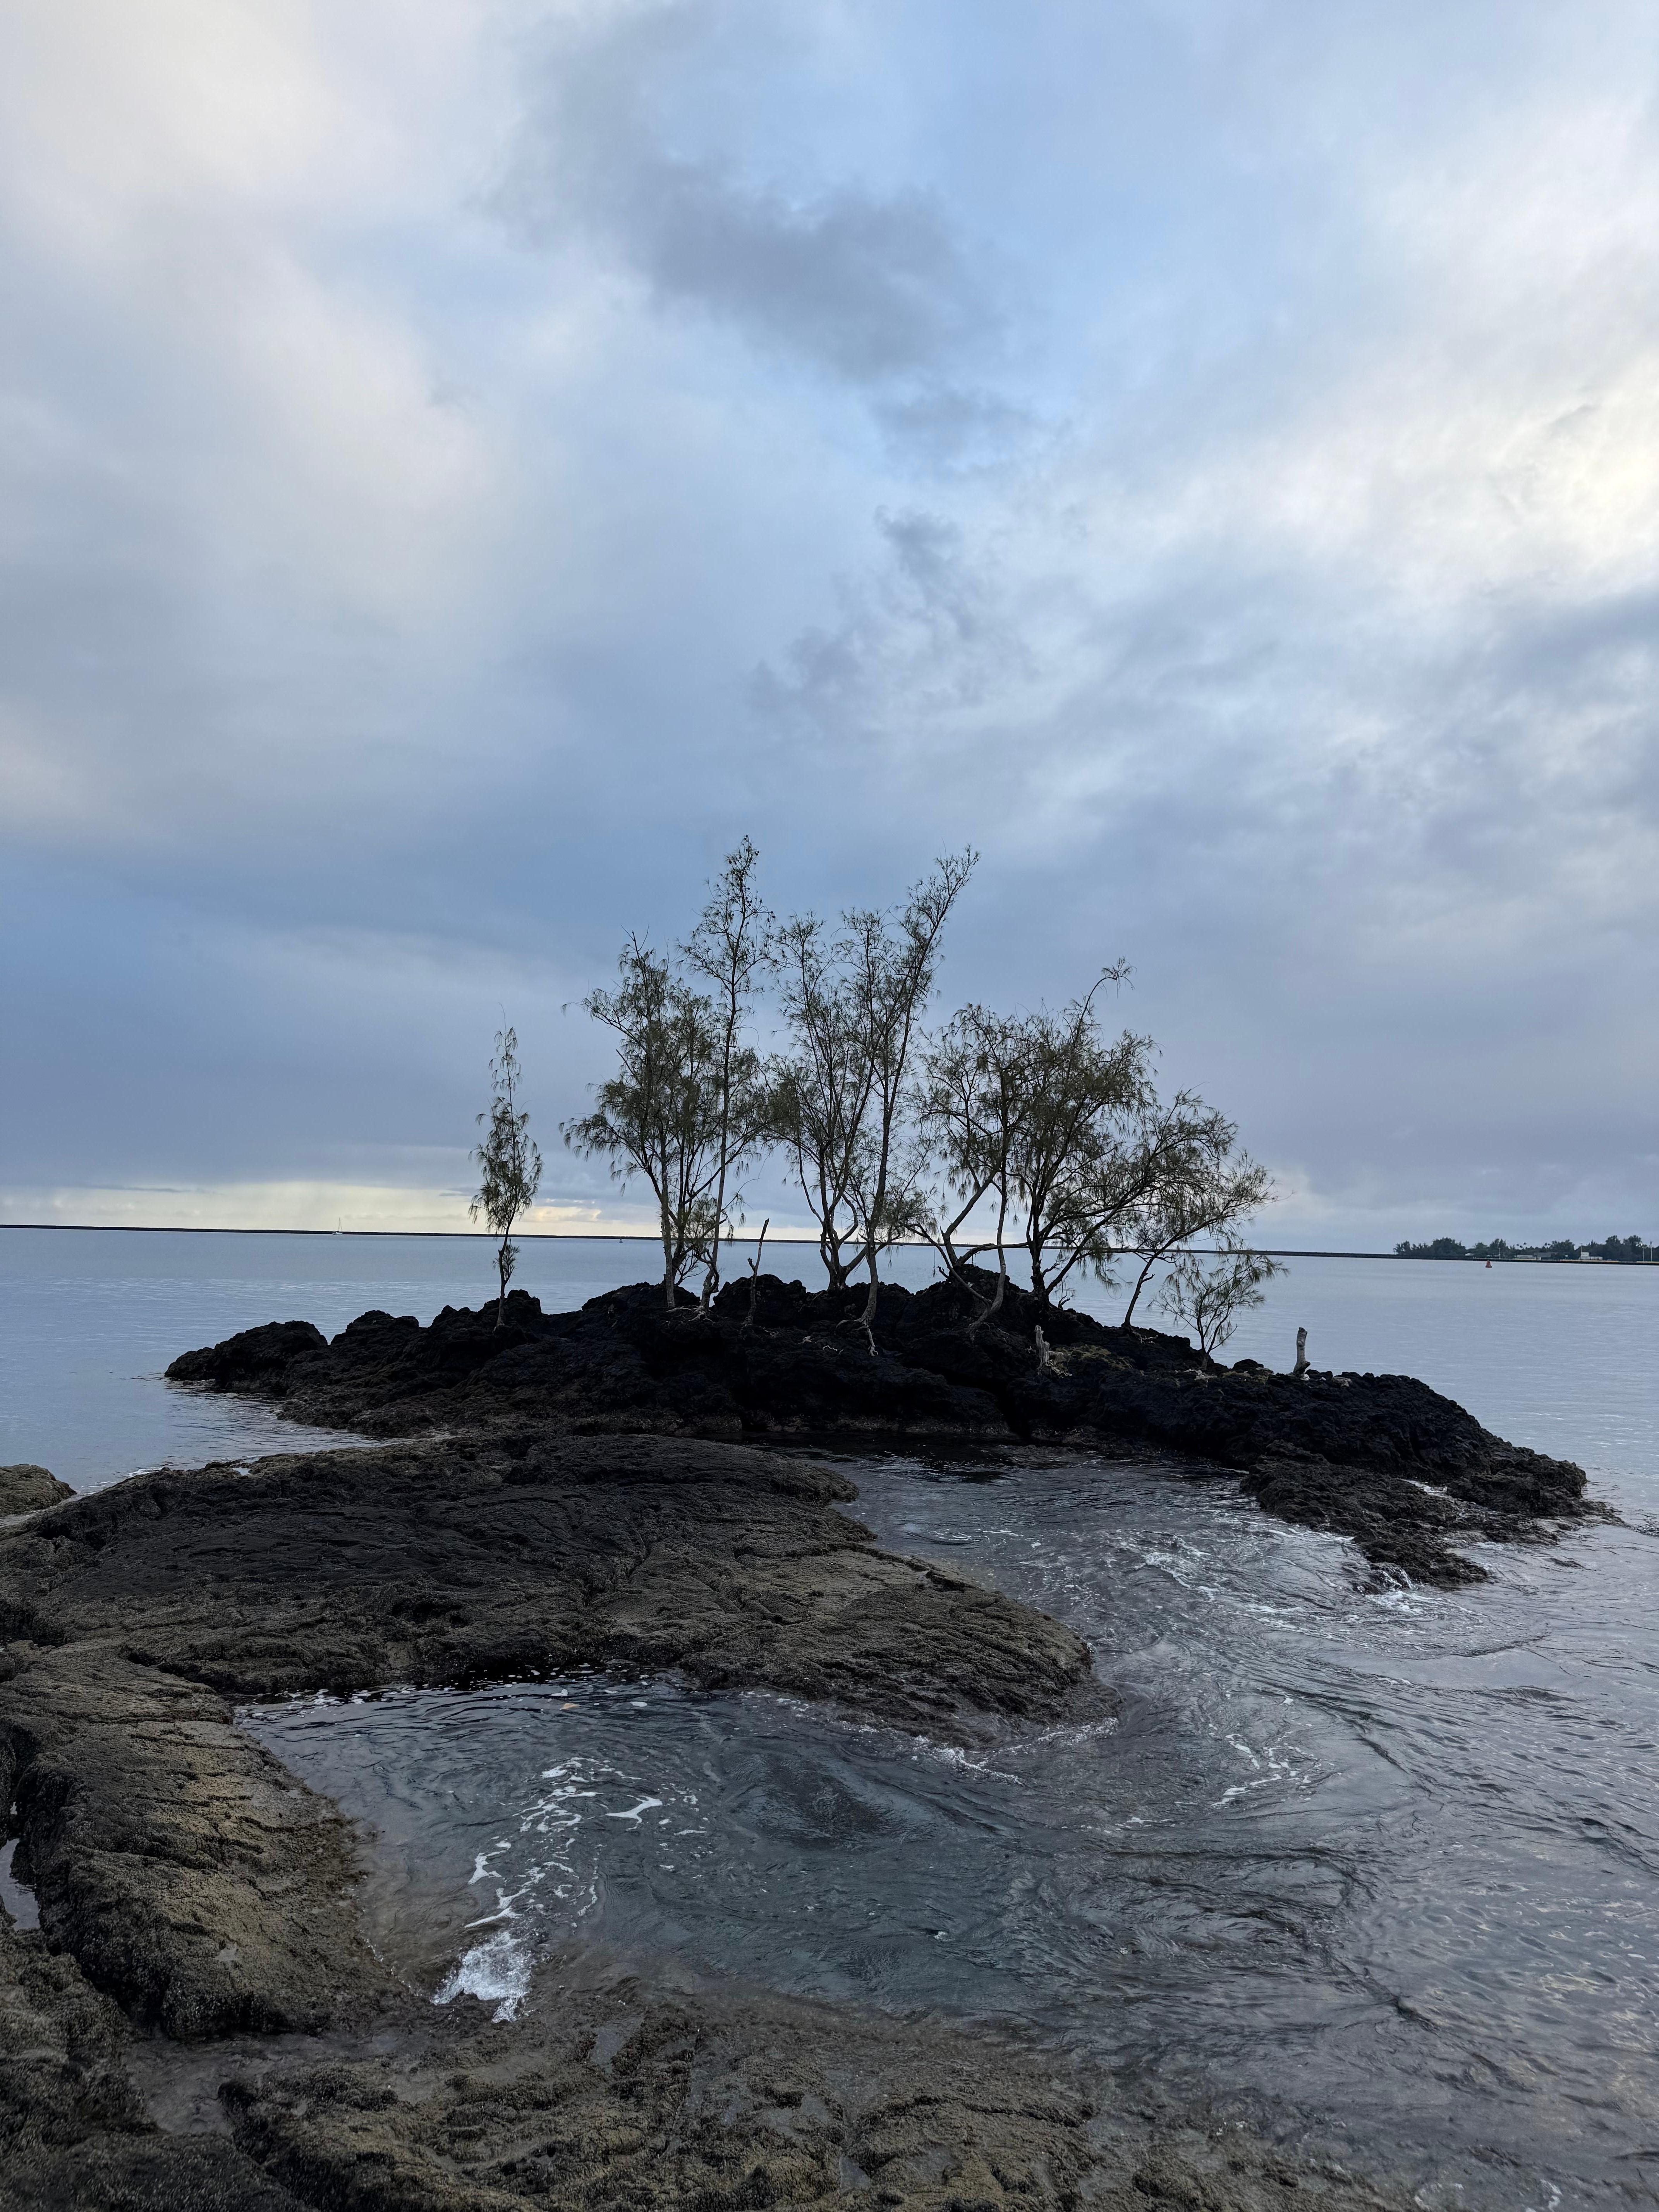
[0,1432,1406,2210]
[169,1271,1596,1585]
[0,1465,73,1517]
[1,1436,1103,2041]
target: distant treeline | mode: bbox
[1395,1235,1654,1263]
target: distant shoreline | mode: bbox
[2,1223,1651,1262]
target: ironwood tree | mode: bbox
[1116,1107,1273,1326]
[562,938,724,1311]
[682,837,771,1311]
[916,999,1034,1333]
[562,840,1276,1349]
[1158,1245,1282,1359]
[921,976,1273,1332]
[470,1026,543,1325]
[768,852,974,1337]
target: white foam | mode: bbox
[434,1928,532,2023]
[604,1796,663,1822]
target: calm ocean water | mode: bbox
[5,1228,1657,2205]
[0,1226,1652,1494]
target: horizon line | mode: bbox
[0,1223,1586,1261]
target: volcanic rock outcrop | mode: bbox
[169,1271,1595,1586]
[0,1465,74,1517]
[0,1434,1403,2209]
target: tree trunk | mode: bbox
[1121,1256,1156,1328]
[856,1252,881,1356]
[968,1195,1011,1339]
[968,1251,1007,1338]
[495,1228,513,1328]
[743,1219,769,1332]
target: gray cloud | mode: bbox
[1,0,1655,1246]
[498,4,1001,388]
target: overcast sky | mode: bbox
[2,0,1655,1247]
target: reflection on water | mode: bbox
[246,1449,1659,2210]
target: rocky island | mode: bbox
[171,1269,1594,1587]
[0,1272,1597,2209]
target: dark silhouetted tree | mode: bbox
[1158,1246,1283,1360]
[1117,1106,1273,1325]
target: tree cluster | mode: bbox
[558,843,1276,1350]
[1395,1234,1653,1263]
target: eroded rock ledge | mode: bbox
[2,1911,1403,2212]
[0,1432,1407,2209]
[0,1433,1101,2034]
[169,1270,1595,1585]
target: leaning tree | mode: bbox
[1116,1105,1273,1327]
[1157,1245,1283,1360]
[920,974,1274,1333]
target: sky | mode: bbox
[2,0,1656,1249]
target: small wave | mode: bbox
[434,1928,532,2023]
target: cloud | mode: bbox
[498,1,1003,388]
[0,0,1656,1245]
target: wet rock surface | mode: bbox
[0,1434,1099,1731]
[0,1431,1101,2061]
[216,1974,1403,2212]
[0,1913,310,2210]
[1,1646,388,2042]
[170,1271,1596,1585]
[0,1433,1410,2208]
[2,1910,1400,2212]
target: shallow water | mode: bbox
[7,1228,1659,2203]
[246,1443,1659,2210]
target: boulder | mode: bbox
[0,1467,73,1517]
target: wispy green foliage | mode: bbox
[919,971,1271,1331]
[682,838,772,1309]
[768,852,974,1333]
[471,1027,543,1324]
[560,837,1283,1352]
[562,937,726,1311]
[1157,1246,1282,1359]
[1117,1107,1273,1325]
